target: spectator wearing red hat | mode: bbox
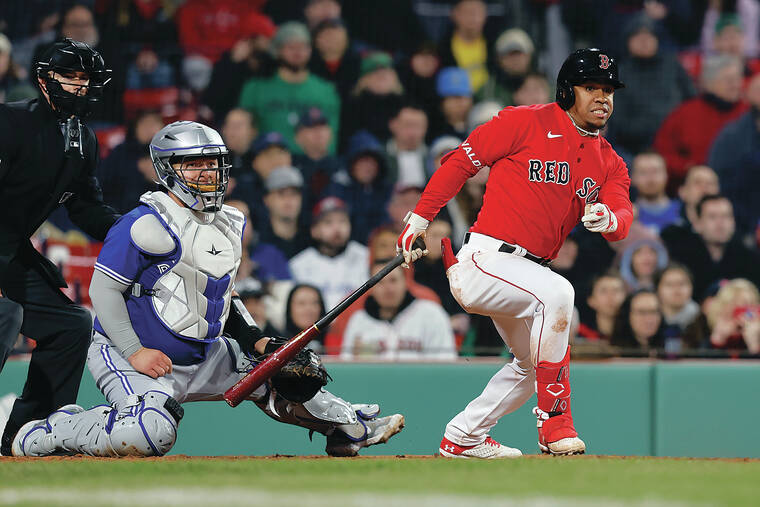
[177,0,267,63]
[202,12,276,120]
[177,0,270,90]
[289,197,370,308]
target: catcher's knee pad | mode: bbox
[107,391,183,457]
[46,391,183,457]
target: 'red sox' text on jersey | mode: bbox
[415,102,633,259]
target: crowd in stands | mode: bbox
[3,0,760,359]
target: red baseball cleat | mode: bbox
[535,347,586,455]
[534,407,586,455]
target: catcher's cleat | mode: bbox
[351,403,380,419]
[534,408,586,455]
[325,411,405,457]
[439,436,522,459]
[12,404,85,457]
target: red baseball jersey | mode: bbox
[415,102,633,260]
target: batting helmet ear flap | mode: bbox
[556,80,575,110]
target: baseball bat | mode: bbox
[223,237,427,407]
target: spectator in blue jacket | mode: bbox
[325,130,392,244]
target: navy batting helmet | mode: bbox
[556,48,625,110]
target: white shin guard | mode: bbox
[16,391,183,457]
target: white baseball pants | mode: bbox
[444,233,574,446]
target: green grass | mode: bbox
[0,456,757,506]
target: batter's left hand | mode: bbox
[396,211,429,268]
[582,203,618,233]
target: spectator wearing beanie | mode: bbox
[239,21,340,155]
[477,28,535,106]
[325,131,393,245]
[340,51,405,149]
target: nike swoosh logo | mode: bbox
[547,132,562,138]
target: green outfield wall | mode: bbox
[1,360,756,458]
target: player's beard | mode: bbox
[584,109,610,131]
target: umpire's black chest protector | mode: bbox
[0,99,94,236]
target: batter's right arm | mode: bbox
[397,107,525,264]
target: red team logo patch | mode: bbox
[599,54,610,69]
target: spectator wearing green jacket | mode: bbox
[239,21,340,155]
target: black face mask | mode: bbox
[35,38,111,119]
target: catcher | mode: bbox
[12,121,404,458]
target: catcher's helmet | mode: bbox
[35,38,111,118]
[149,121,231,213]
[556,48,625,110]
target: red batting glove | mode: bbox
[396,211,429,268]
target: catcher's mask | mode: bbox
[35,38,111,119]
[150,121,231,213]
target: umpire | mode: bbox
[0,39,120,455]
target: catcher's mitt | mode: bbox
[262,337,330,403]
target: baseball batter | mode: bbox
[397,48,632,458]
[12,121,404,458]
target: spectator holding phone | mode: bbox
[706,278,760,354]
